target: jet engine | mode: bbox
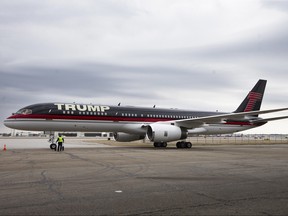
[113,132,145,142]
[147,124,188,142]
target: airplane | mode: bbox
[4,79,288,149]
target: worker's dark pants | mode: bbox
[57,142,63,151]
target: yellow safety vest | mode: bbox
[58,136,63,142]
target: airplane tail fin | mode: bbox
[234,79,267,116]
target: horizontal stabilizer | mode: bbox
[251,115,288,123]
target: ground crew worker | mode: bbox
[56,134,64,152]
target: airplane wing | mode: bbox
[174,107,288,129]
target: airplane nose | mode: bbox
[4,119,11,128]
[4,118,16,129]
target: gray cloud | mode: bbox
[0,0,135,25]
[138,24,288,62]
[0,61,232,100]
[262,0,288,13]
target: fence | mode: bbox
[186,134,288,145]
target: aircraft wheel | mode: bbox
[176,141,184,148]
[162,142,167,148]
[50,143,57,150]
[186,142,192,148]
[176,141,192,149]
[154,142,160,147]
[154,142,167,148]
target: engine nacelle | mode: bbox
[114,132,145,142]
[147,124,187,142]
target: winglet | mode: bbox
[234,79,267,116]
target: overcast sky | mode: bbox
[1,0,288,134]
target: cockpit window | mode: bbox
[16,109,32,115]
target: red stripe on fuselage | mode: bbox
[224,121,252,126]
[7,114,173,123]
[225,121,266,127]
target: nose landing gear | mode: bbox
[48,133,57,151]
[50,143,57,150]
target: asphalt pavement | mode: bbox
[0,142,288,215]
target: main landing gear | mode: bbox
[153,142,168,148]
[153,141,192,148]
[176,141,192,149]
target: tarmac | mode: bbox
[0,139,288,215]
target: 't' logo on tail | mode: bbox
[244,92,263,112]
[235,79,267,116]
